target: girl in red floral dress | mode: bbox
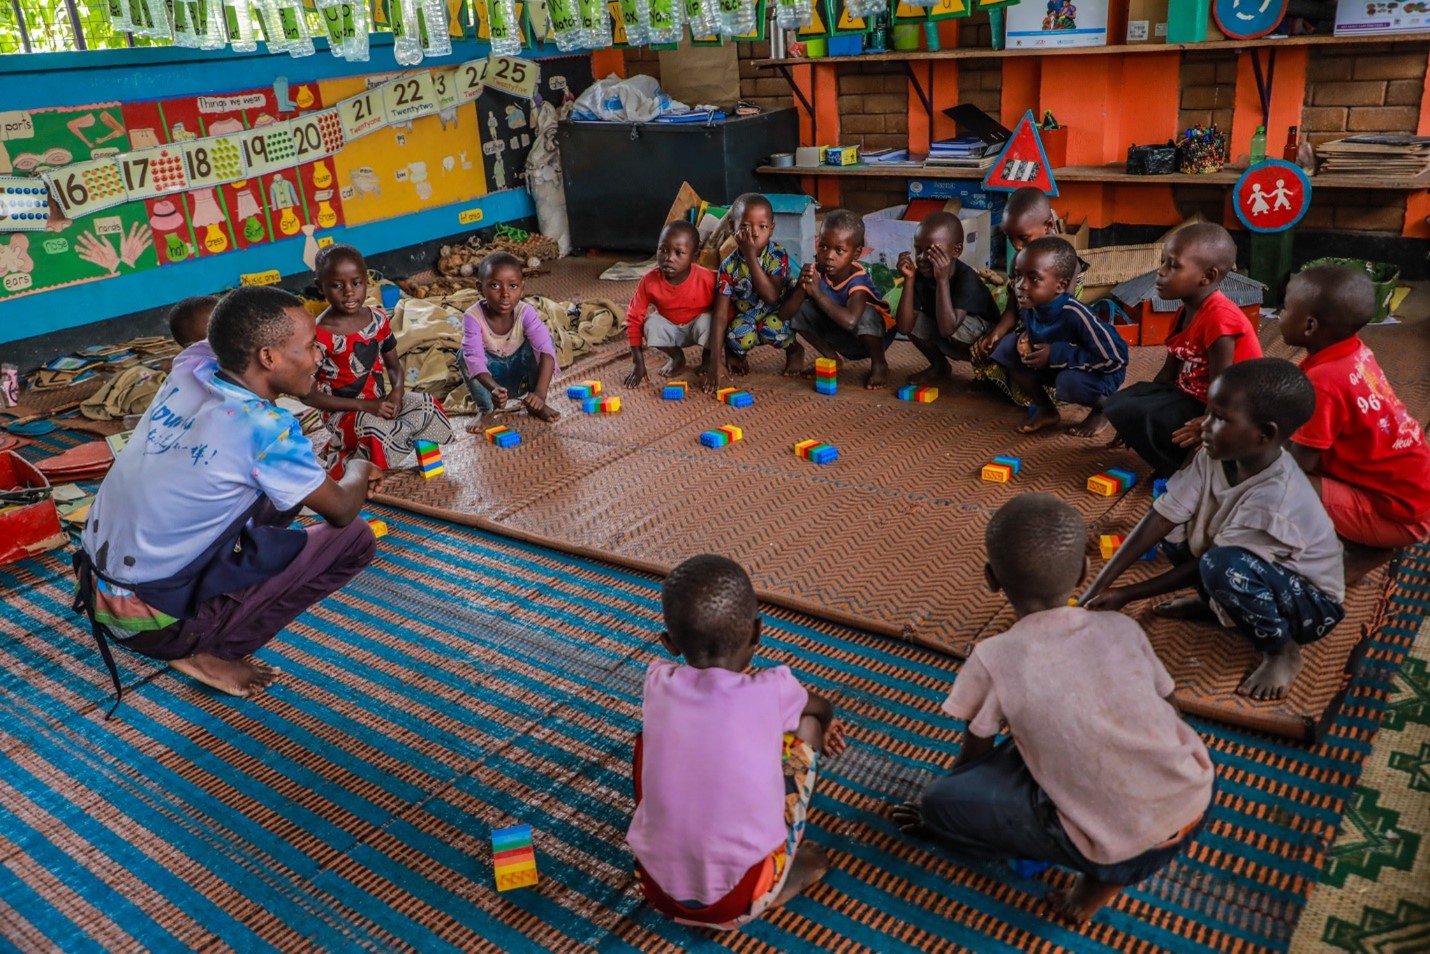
[305,244,451,484]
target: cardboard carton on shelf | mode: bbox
[1126,0,1170,42]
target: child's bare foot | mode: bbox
[528,404,561,423]
[1018,407,1061,434]
[781,342,807,377]
[865,358,890,390]
[769,843,829,910]
[465,414,496,435]
[170,654,279,697]
[1153,595,1216,620]
[889,800,931,837]
[659,353,687,377]
[908,362,951,387]
[1070,409,1107,438]
[1047,874,1123,925]
[727,351,750,376]
[1239,643,1303,701]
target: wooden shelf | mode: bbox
[756,164,1430,190]
[752,31,1430,68]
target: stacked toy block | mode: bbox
[1099,534,1157,562]
[814,358,838,396]
[699,425,744,448]
[491,824,539,892]
[794,439,839,464]
[716,387,754,408]
[1087,467,1137,496]
[415,440,443,478]
[581,396,621,414]
[1153,478,1169,498]
[566,380,602,399]
[662,382,687,400]
[896,385,939,403]
[366,517,388,538]
[981,455,1022,483]
[484,425,521,448]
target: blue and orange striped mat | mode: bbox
[1,492,1425,951]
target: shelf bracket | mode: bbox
[774,65,815,119]
[903,61,935,131]
[1248,47,1277,130]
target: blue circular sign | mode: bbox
[1214,0,1289,40]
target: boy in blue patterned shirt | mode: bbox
[707,193,803,393]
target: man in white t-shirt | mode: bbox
[77,286,376,701]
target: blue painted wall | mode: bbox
[0,36,574,346]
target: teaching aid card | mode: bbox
[118,144,190,199]
[484,56,540,100]
[453,58,488,104]
[338,87,387,141]
[290,107,344,163]
[0,177,50,231]
[44,159,127,219]
[381,72,439,124]
[238,121,298,178]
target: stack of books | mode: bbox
[924,136,998,169]
[1315,135,1430,177]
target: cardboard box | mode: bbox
[863,204,993,272]
[1126,0,1169,42]
[906,180,1007,226]
[769,193,819,267]
[1006,0,1108,49]
[0,452,65,566]
[824,145,860,166]
[1334,0,1430,35]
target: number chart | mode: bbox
[0,178,51,231]
[381,73,439,124]
[181,136,246,189]
[120,145,190,199]
[339,89,386,141]
[239,122,298,178]
[291,108,344,162]
[43,158,128,219]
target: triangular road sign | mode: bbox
[982,110,1059,196]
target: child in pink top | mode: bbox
[1104,224,1262,477]
[892,494,1214,927]
[460,252,560,424]
[627,554,845,930]
[624,220,717,387]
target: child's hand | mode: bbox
[378,398,399,420]
[623,363,647,388]
[822,718,848,758]
[926,244,955,282]
[735,224,758,259]
[971,331,1001,360]
[520,392,546,413]
[491,384,510,406]
[1022,343,1052,369]
[1172,415,1206,448]
[797,263,818,291]
[897,251,917,280]
[362,397,389,416]
[1082,587,1132,612]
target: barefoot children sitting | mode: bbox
[624,220,716,388]
[891,494,1214,926]
[1281,264,1430,574]
[305,244,452,482]
[627,554,845,929]
[892,211,1001,387]
[708,193,803,392]
[1103,223,1262,478]
[461,252,561,424]
[1083,358,1345,701]
[785,209,895,389]
[990,236,1128,435]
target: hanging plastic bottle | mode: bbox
[107,0,136,35]
[578,0,611,48]
[419,0,452,57]
[390,0,424,64]
[843,0,877,15]
[485,0,522,54]
[130,0,172,39]
[717,0,754,35]
[617,0,650,46]
[773,0,810,29]
[546,0,586,49]
[277,0,315,55]
[315,0,353,57]
[223,0,259,51]
[170,0,203,46]
[197,0,228,49]
[645,0,681,42]
[683,0,713,36]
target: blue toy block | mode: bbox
[493,431,521,448]
[662,385,685,400]
[581,397,599,413]
[815,381,838,395]
[1106,467,1138,489]
[567,385,593,399]
[896,385,916,401]
[699,431,729,448]
[727,392,753,408]
[991,454,1022,475]
[1153,478,1168,498]
[1010,859,1053,879]
[809,445,839,464]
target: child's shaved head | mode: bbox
[663,554,758,661]
[1022,236,1079,283]
[1004,187,1052,227]
[733,192,773,220]
[916,211,964,245]
[986,494,1086,605]
[1169,222,1237,273]
[1215,357,1317,438]
[822,208,865,247]
[1290,264,1376,338]
[168,295,218,348]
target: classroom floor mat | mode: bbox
[1,506,1426,952]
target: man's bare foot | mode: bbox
[889,800,931,837]
[1344,542,1394,586]
[528,404,561,423]
[781,342,807,377]
[170,654,279,697]
[865,359,890,390]
[1018,407,1061,434]
[769,843,829,910]
[908,363,951,387]
[1153,595,1216,620]
[1239,643,1303,701]
[727,352,750,376]
[1070,410,1107,438]
[658,354,687,377]
[1047,874,1124,925]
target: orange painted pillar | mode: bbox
[811,63,842,206]
[1229,48,1307,164]
[1404,49,1430,239]
[1000,58,1039,131]
[590,49,625,78]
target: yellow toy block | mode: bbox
[814,357,838,374]
[981,463,1014,483]
[794,439,819,459]
[367,518,388,538]
[718,425,743,442]
[581,379,602,395]
[1099,534,1124,560]
[1087,475,1120,496]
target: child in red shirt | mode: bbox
[1281,264,1430,576]
[1104,224,1262,477]
[624,220,717,387]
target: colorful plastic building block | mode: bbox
[492,823,539,892]
[484,425,522,448]
[566,380,603,399]
[814,358,838,395]
[662,382,687,400]
[366,518,388,538]
[1099,533,1157,562]
[699,424,743,448]
[1087,467,1137,496]
[581,396,621,414]
[1153,478,1168,498]
[415,440,444,478]
[794,440,838,464]
[716,387,754,408]
[897,385,939,403]
[981,455,1022,483]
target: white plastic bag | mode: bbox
[525,101,570,256]
[571,74,686,123]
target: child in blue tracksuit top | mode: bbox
[991,236,1128,437]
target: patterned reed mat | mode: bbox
[373,319,1430,741]
[0,505,1426,952]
